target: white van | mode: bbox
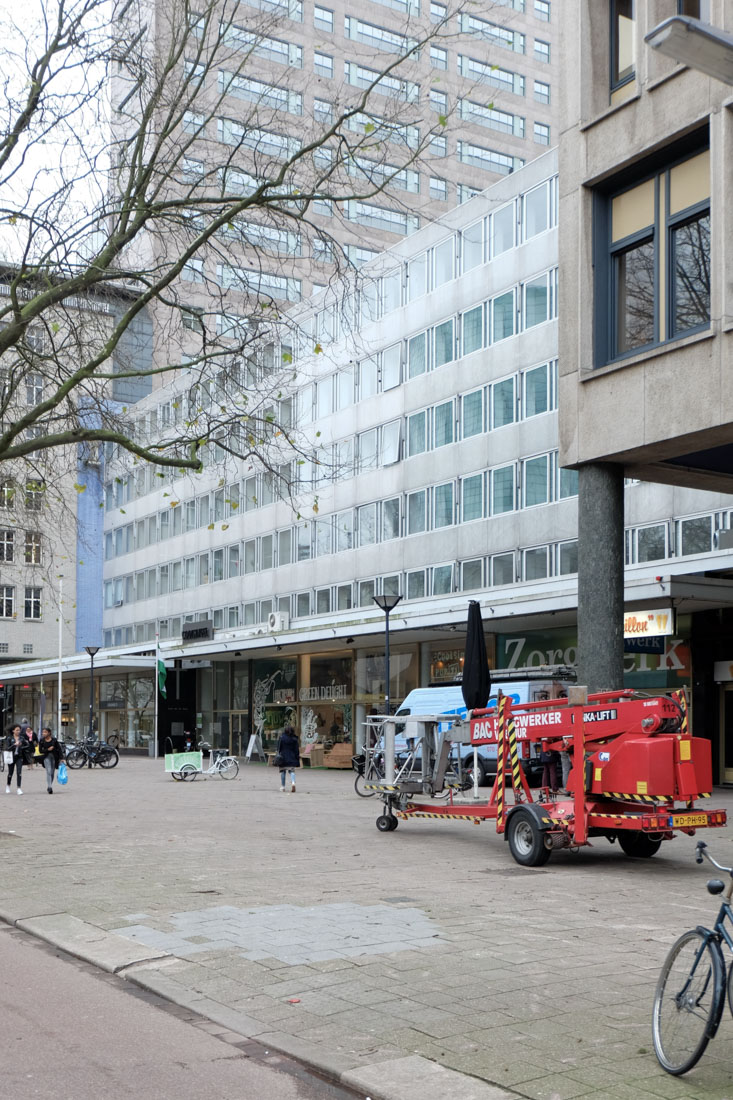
[394,679,569,785]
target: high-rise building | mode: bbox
[129,0,559,300]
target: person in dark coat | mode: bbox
[5,725,29,795]
[277,725,300,793]
[38,727,63,793]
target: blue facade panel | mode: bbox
[75,449,104,650]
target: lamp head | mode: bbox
[373,594,403,614]
[85,645,100,658]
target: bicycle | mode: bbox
[652,841,733,1075]
[178,749,239,781]
[66,738,119,769]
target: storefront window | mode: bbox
[355,645,419,711]
[298,654,353,746]
[252,658,297,750]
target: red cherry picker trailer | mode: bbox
[366,688,726,866]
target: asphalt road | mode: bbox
[0,925,362,1100]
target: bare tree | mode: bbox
[0,0,476,481]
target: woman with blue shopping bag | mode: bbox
[38,727,64,793]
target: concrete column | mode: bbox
[577,463,625,692]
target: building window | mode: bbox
[635,524,667,563]
[558,541,578,575]
[533,121,550,145]
[182,258,204,282]
[462,389,484,436]
[407,490,426,534]
[26,372,43,404]
[491,465,515,514]
[491,552,515,586]
[523,546,548,580]
[0,529,13,562]
[429,88,447,113]
[534,0,550,20]
[430,45,448,69]
[611,0,634,90]
[429,134,447,157]
[24,586,42,620]
[461,474,484,522]
[25,480,44,511]
[534,39,550,63]
[23,643,33,655]
[678,1,710,16]
[430,176,447,201]
[596,146,710,364]
[24,531,42,564]
[0,586,13,617]
[430,1,446,21]
[314,4,333,30]
[533,79,550,103]
[462,305,484,355]
[678,515,713,556]
[461,559,483,590]
[314,51,333,77]
[523,454,550,507]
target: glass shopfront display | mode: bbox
[355,645,419,713]
[298,655,353,749]
[99,674,155,749]
[252,657,298,751]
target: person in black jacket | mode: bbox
[38,727,63,793]
[276,725,300,793]
[5,725,29,795]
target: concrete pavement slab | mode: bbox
[14,912,170,973]
[342,1054,518,1100]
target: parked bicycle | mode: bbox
[652,841,733,1074]
[177,749,238,781]
[66,737,119,769]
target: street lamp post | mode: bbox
[85,645,100,742]
[372,594,403,717]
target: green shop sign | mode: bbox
[496,628,691,690]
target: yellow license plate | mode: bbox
[672,814,709,827]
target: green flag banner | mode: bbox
[158,658,167,699]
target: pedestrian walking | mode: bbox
[38,727,63,793]
[24,725,40,770]
[5,725,29,795]
[276,725,300,793]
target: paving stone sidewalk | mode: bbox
[3,758,733,1099]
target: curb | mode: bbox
[2,909,520,1100]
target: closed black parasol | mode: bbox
[461,600,490,711]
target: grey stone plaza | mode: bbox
[3,758,733,1099]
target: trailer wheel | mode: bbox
[617,831,662,858]
[507,809,552,867]
[376,814,394,832]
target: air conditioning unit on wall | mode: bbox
[268,611,289,631]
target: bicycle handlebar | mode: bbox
[696,840,733,876]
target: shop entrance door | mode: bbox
[721,685,733,784]
[231,712,248,757]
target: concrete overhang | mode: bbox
[0,653,157,686]
[7,565,733,684]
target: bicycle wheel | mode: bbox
[98,748,119,769]
[180,763,198,781]
[106,734,120,749]
[354,773,376,797]
[66,749,86,770]
[218,757,239,779]
[652,929,724,1075]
